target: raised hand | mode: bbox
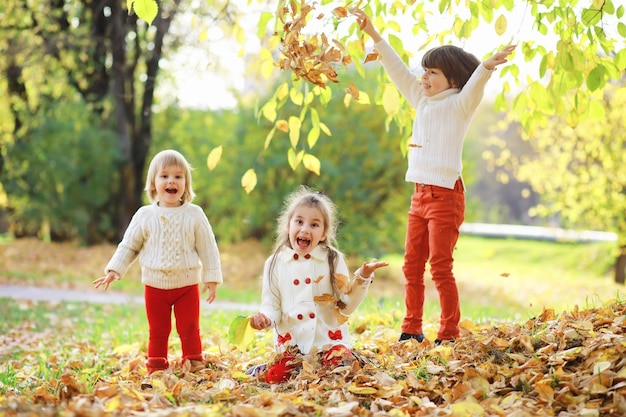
[483,45,516,70]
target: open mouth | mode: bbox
[296,237,311,250]
[165,188,178,195]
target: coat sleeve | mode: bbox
[336,255,372,316]
[259,256,282,325]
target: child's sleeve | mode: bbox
[195,208,223,284]
[104,208,145,277]
[259,256,281,325]
[338,255,372,316]
[374,39,424,107]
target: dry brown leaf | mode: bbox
[364,51,379,63]
[314,293,336,304]
[334,273,350,294]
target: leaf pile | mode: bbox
[2,301,624,416]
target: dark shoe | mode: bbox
[434,339,455,346]
[399,333,425,343]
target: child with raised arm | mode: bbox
[248,186,388,383]
[93,149,223,375]
[354,9,515,344]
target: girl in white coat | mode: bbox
[249,186,388,383]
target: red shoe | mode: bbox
[265,353,296,383]
[321,344,352,367]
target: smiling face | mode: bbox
[421,67,453,97]
[288,204,327,256]
[154,164,186,207]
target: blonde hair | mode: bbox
[269,185,342,298]
[144,149,195,204]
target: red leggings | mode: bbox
[144,284,203,373]
[402,180,465,341]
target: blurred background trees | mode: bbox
[0,0,624,281]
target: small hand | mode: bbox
[202,282,217,303]
[352,8,382,42]
[93,271,120,291]
[483,45,516,70]
[360,259,389,278]
[250,313,272,330]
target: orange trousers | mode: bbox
[401,180,465,341]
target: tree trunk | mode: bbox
[109,0,138,239]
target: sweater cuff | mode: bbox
[202,269,223,285]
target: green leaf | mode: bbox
[615,48,626,70]
[307,126,320,148]
[228,316,255,350]
[132,0,158,25]
[586,65,605,91]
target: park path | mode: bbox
[0,284,258,312]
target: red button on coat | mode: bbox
[293,279,300,285]
[305,278,311,284]
[309,313,315,319]
[297,314,303,320]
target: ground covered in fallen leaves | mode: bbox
[2,300,624,416]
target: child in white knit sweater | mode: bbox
[93,149,223,375]
[354,9,515,345]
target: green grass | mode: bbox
[359,236,622,327]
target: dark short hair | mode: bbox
[422,45,480,90]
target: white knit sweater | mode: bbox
[105,202,223,289]
[374,40,494,189]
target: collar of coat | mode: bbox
[284,245,328,262]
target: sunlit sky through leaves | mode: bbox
[159,1,625,110]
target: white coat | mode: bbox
[259,245,372,354]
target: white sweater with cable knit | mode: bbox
[105,202,223,289]
[374,39,494,189]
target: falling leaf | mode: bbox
[241,169,257,194]
[364,51,379,63]
[344,82,360,100]
[207,146,222,171]
[335,273,350,294]
[331,7,349,19]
